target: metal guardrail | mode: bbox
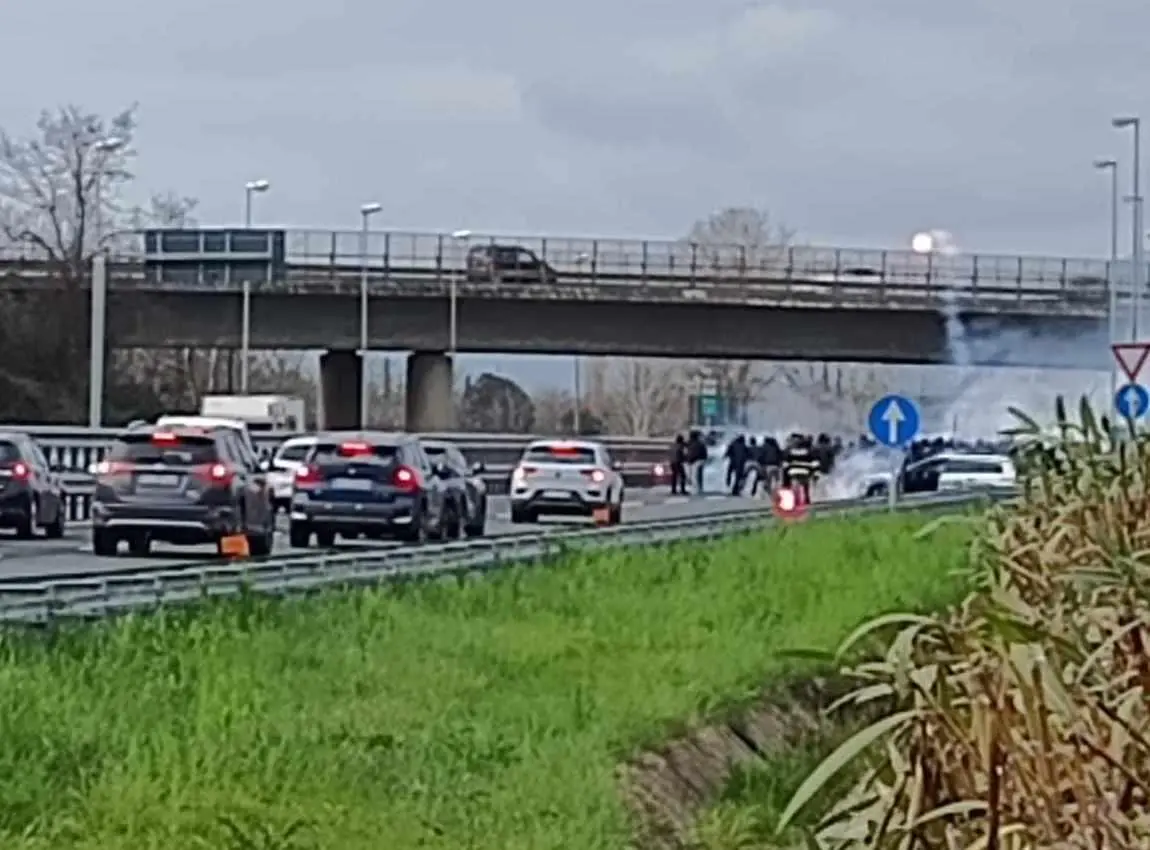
[4,426,669,522]
[0,489,1006,624]
[0,228,1121,314]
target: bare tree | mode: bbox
[686,206,795,275]
[582,358,688,436]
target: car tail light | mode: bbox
[392,465,421,492]
[94,460,133,479]
[9,462,30,481]
[294,464,322,488]
[194,463,235,487]
[581,468,606,484]
[653,463,666,477]
[512,465,537,481]
[338,441,373,457]
[151,431,179,444]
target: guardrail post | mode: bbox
[591,240,598,282]
[435,233,445,282]
[689,243,698,281]
[327,231,337,282]
[926,251,934,288]
[540,238,548,265]
[879,250,888,288]
[641,240,649,280]
[972,254,979,290]
[1059,258,1067,292]
[737,245,747,279]
[786,246,794,280]
[383,232,391,281]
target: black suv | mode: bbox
[91,425,275,557]
[465,244,558,284]
[288,432,449,547]
[421,439,488,537]
[0,430,67,539]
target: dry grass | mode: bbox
[777,399,1150,849]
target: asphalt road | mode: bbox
[0,489,764,580]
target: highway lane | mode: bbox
[0,490,763,580]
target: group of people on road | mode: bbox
[666,429,844,499]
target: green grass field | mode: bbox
[0,513,974,850]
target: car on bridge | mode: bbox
[0,430,67,539]
[90,425,276,557]
[509,439,625,524]
[465,243,558,285]
[288,432,451,547]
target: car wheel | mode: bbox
[92,528,118,556]
[247,526,273,557]
[401,503,430,544]
[609,503,623,525]
[288,523,312,548]
[44,499,66,539]
[509,504,533,524]
[316,529,336,548]
[127,533,151,556]
[14,496,37,539]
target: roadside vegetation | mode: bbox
[707,402,1150,849]
[0,511,972,850]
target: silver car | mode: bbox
[509,440,625,524]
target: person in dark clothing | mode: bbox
[724,435,749,495]
[685,430,707,494]
[669,434,688,494]
[782,433,820,502]
[744,437,762,495]
[759,436,782,494]
[814,433,834,476]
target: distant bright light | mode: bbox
[911,232,934,253]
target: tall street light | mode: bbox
[88,136,123,429]
[244,179,270,227]
[450,230,471,358]
[239,179,270,393]
[359,202,383,429]
[572,252,591,433]
[1114,116,1142,338]
[1094,158,1120,399]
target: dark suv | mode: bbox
[465,244,558,284]
[0,430,67,539]
[288,432,449,547]
[421,439,488,537]
[91,425,275,557]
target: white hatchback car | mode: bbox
[509,439,625,524]
[266,435,318,511]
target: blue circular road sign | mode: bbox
[1115,383,1150,420]
[867,394,921,448]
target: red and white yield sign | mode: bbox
[772,486,809,520]
[1112,342,1150,382]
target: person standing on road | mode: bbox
[686,430,707,494]
[669,434,688,495]
[724,434,749,496]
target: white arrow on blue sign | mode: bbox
[867,394,921,447]
[1114,383,1150,420]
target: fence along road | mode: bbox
[0,490,1001,625]
[5,426,671,522]
[0,490,760,581]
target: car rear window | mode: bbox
[523,445,596,465]
[107,433,219,465]
[0,441,21,464]
[276,443,312,463]
[312,442,400,464]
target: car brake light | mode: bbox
[10,462,30,481]
[294,464,322,487]
[195,462,234,487]
[392,465,421,492]
[94,460,133,478]
[581,468,606,483]
[549,445,581,457]
[512,465,537,480]
[151,432,179,444]
[653,463,666,476]
[338,441,373,457]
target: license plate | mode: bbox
[543,489,573,499]
[137,473,179,487]
[332,478,373,491]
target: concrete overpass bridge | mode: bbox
[0,228,1117,430]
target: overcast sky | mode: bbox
[0,0,1141,390]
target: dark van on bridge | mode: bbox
[465,243,558,284]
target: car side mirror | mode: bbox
[471,462,486,475]
[610,461,623,471]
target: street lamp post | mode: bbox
[572,252,591,433]
[88,136,124,429]
[450,230,471,357]
[239,179,270,394]
[1114,116,1142,338]
[1095,159,1120,400]
[359,203,383,429]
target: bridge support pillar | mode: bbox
[319,349,363,430]
[405,351,454,432]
